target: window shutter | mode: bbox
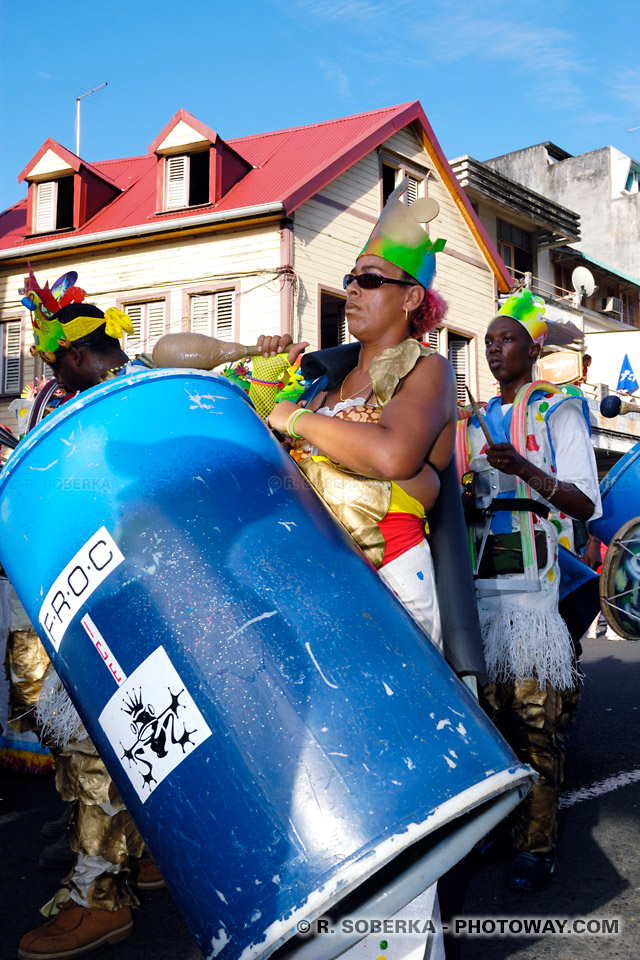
[406,176,419,206]
[190,294,212,335]
[146,301,166,350]
[125,304,143,356]
[36,181,57,232]
[448,339,468,405]
[214,290,234,341]
[165,156,189,209]
[427,328,440,351]
[4,322,22,393]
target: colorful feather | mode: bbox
[51,272,78,300]
[39,282,61,314]
[58,286,86,308]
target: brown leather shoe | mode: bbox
[128,857,166,890]
[18,901,133,959]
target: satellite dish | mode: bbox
[571,266,596,298]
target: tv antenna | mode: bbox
[75,82,108,156]
[571,266,596,306]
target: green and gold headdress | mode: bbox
[492,289,547,347]
[357,179,446,288]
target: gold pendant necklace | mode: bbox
[339,370,372,402]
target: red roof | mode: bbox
[0,101,511,289]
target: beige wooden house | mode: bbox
[0,102,511,426]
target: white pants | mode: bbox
[379,539,443,654]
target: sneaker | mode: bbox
[40,804,73,844]
[128,857,166,891]
[508,851,557,892]
[18,901,133,959]
[38,834,76,872]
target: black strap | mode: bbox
[490,497,550,519]
[300,343,361,391]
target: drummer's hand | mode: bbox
[582,537,602,570]
[267,400,302,436]
[256,335,309,363]
[485,442,525,476]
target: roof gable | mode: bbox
[19,138,81,183]
[18,137,120,190]
[148,109,219,155]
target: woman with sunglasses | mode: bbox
[267,192,457,652]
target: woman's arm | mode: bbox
[268,353,457,481]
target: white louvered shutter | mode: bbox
[124,304,143,356]
[405,176,419,206]
[3,322,21,393]
[190,294,212,335]
[165,156,189,209]
[448,338,468,405]
[146,301,166,351]
[427,328,440,352]
[214,291,234,341]
[36,181,57,232]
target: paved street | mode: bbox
[1,632,638,960]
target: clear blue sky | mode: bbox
[2,0,639,213]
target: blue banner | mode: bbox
[617,353,639,392]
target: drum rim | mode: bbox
[600,516,640,640]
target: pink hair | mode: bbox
[410,289,448,338]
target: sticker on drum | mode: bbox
[600,517,640,640]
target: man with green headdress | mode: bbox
[458,289,601,891]
[15,290,156,960]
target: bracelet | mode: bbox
[546,477,559,501]
[530,474,559,501]
[286,408,312,439]
[248,376,280,386]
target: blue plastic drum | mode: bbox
[0,370,532,960]
[558,545,600,643]
[589,440,640,546]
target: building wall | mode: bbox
[294,151,380,346]
[0,222,282,424]
[488,145,640,282]
[0,127,506,432]
[294,126,499,399]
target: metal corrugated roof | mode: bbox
[0,104,416,252]
[0,101,512,293]
[574,249,640,289]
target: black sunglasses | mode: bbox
[343,273,417,291]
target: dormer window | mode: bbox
[34,177,74,233]
[20,139,120,235]
[165,151,210,209]
[149,109,251,215]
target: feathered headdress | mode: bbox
[23,265,132,361]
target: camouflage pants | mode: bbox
[6,627,144,911]
[480,677,580,855]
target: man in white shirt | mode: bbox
[461,290,600,892]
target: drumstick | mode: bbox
[465,385,494,446]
